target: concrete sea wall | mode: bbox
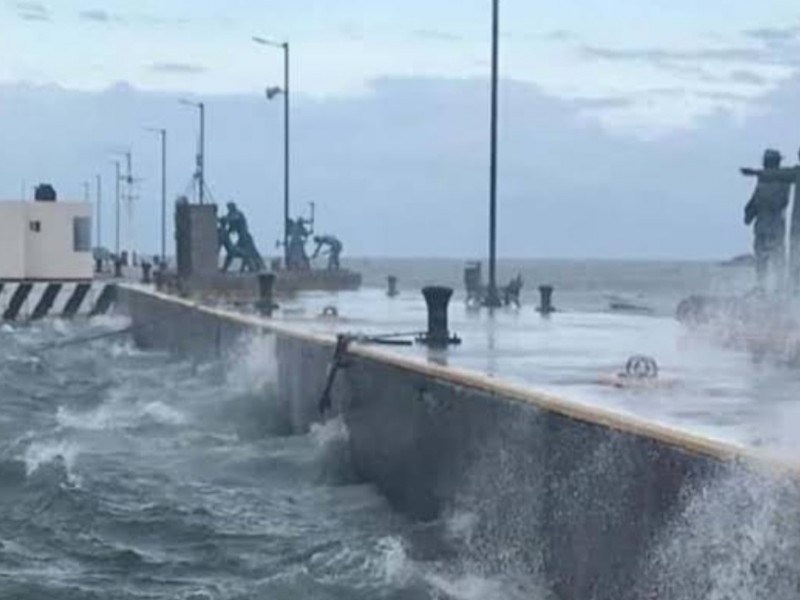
[117,284,800,600]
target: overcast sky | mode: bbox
[2,1,800,259]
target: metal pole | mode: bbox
[199,102,205,205]
[485,0,502,308]
[283,43,290,266]
[125,151,133,258]
[114,160,121,256]
[161,129,167,263]
[96,174,102,249]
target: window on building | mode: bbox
[29,221,41,232]
[73,216,91,252]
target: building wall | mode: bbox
[0,203,27,279]
[25,201,92,280]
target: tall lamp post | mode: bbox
[147,127,168,263]
[95,174,102,250]
[179,100,205,205]
[484,0,502,308]
[252,35,290,267]
[113,160,121,257]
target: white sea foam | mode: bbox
[372,536,413,586]
[310,416,349,448]
[22,439,79,484]
[56,399,187,431]
[225,333,277,393]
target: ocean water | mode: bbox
[0,318,542,599]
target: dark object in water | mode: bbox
[608,296,653,314]
[719,254,756,268]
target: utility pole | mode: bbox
[180,100,206,205]
[95,174,102,250]
[484,0,502,308]
[199,102,205,205]
[147,128,168,263]
[114,160,121,257]
[161,130,167,262]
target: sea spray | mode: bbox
[641,465,800,599]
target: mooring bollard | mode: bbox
[153,268,164,291]
[114,259,123,279]
[538,285,555,315]
[141,262,152,284]
[256,273,276,317]
[419,286,461,347]
[387,275,399,298]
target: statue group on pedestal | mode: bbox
[218,203,345,274]
[741,148,800,292]
[218,202,266,273]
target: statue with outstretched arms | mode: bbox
[741,149,793,291]
[742,147,800,291]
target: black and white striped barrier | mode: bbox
[0,282,117,321]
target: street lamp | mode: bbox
[252,35,290,267]
[112,159,121,256]
[179,99,205,205]
[146,127,168,264]
[95,174,102,251]
[484,0,502,308]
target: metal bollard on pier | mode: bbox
[537,285,555,315]
[141,262,152,284]
[387,276,399,298]
[418,286,461,347]
[256,273,277,317]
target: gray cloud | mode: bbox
[696,90,753,103]
[542,29,577,42]
[582,45,768,64]
[568,95,634,110]
[729,69,768,85]
[4,74,800,259]
[150,62,207,75]
[743,26,800,44]
[414,29,463,42]
[12,1,50,21]
[79,8,111,22]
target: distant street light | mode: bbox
[253,35,291,267]
[112,159,121,256]
[146,127,168,263]
[179,99,205,205]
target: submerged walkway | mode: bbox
[268,289,800,453]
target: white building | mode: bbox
[0,200,93,281]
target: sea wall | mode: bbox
[117,284,800,600]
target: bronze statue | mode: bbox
[742,147,800,292]
[742,149,792,290]
[286,217,312,271]
[312,235,343,270]
[219,202,265,273]
[503,273,523,307]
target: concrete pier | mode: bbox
[116,284,800,600]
